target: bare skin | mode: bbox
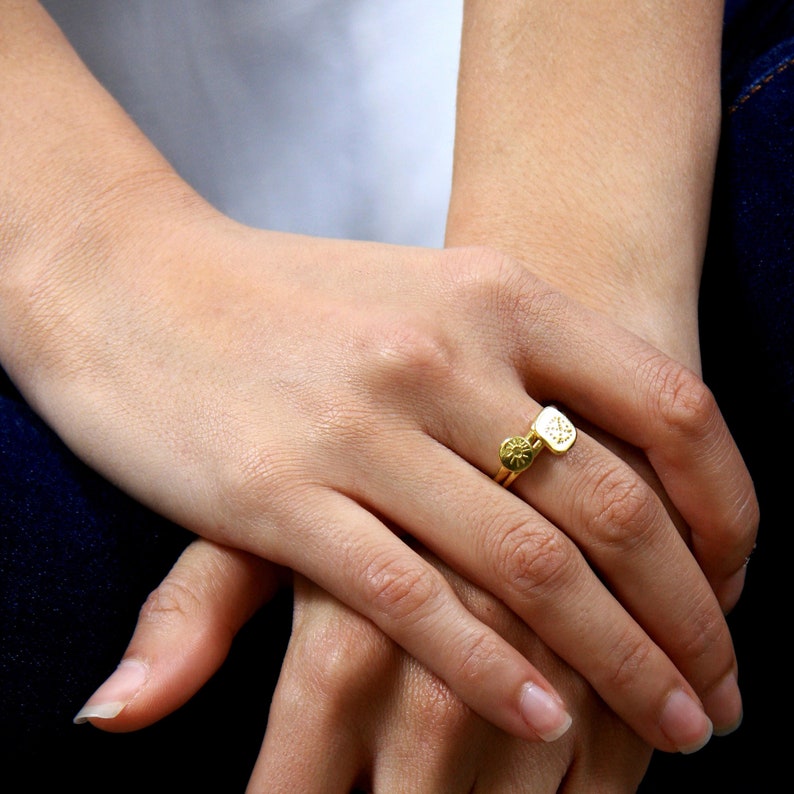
[2,0,757,764]
[69,2,761,788]
[80,540,652,792]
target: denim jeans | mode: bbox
[642,1,793,790]
[2,2,792,790]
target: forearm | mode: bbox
[446,0,725,368]
[2,1,753,753]
[0,1,203,396]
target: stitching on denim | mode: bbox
[729,55,794,114]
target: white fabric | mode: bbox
[42,0,462,247]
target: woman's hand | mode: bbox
[7,211,745,750]
[446,0,759,612]
[442,0,761,753]
[2,2,754,750]
[76,538,653,793]
[256,568,653,793]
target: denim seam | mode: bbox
[729,54,794,113]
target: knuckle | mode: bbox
[450,629,505,688]
[651,358,716,436]
[362,552,442,625]
[215,440,300,523]
[675,599,733,677]
[727,503,761,558]
[585,465,662,550]
[282,597,400,717]
[216,445,273,507]
[439,244,512,289]
[492,517,573,600]
[440,245,567,339]
[603,629,654,692]
[712,483,761,558]
[138,576,203,627]
[310,392,374,443]
[366,317,455,390]
[502,277,569,333]
[303,618,392,697]
[737,492,761,543]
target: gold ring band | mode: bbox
[494,406,577,489]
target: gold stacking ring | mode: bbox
[494,406,577,489]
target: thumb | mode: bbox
[73,538,283,732]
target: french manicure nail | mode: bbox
[73,659,148,724]
[659,689,713,754]
[519,683,572,742]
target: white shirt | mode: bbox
[42,0,462,247]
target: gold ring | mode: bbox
[494,406,577,488]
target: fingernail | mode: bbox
[519,683,572,742]
[703,673,743,737]
[73,659,148,724]
[659,689,713,754]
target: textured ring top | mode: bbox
[494,406,576,489]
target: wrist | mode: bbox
[446,0,723,370]
[0,4,217,402]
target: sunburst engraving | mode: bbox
[499,435,537,472]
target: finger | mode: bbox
[278,490,575,746]
[361,435,718,753]
[510,428,741,709]
[423,550,652,794]
[251,755,363,794]
[73,538,281,732]
[360,334,743,740]
[498,272,759,608]
[378,548,639,794]
[503,413,745,735]
[435,254,757,609]
[257,575,483,794]
[249,678,365,794]
[248,578,378,794]
[370,657,484,794]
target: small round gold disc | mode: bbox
[498,435,537,472]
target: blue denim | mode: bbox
[2,2,792,790]
[642,1,793,790]
[0,369,291,789]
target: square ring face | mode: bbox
[533,406,576,454]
